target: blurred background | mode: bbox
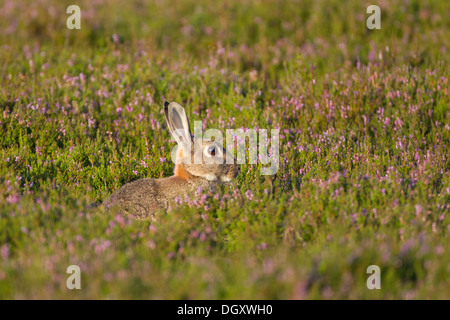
[1,0,448,74]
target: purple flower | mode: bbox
[140,160,148,168]
[1,244,10,261]
[257,242,267,250]
[6,194,19,205]
[112,34,120,44]
[174,196,182,204]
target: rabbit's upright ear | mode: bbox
[164,101,192,145]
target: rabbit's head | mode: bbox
[164,101,239,183]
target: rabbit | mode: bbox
[103,101,240,220]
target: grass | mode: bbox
[0,0,449,299]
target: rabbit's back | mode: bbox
[105,178,165,220]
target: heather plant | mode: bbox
[0,0,448,299]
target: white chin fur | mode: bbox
[204,174,217,181]
[221,176,232,182]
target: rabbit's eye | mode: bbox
[204,145,220,159]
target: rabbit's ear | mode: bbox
[164,101,192,144]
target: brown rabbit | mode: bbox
[104,101,239,219]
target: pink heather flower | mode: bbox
[149,225,157,233]
[147,240,156,250]
[167,252,175,259]
[394,117,403,130]
[400,239,415,256]
[1,244,10,261]
[132,170,138,175]
[415,152,420,162]
[116,107,123,115]
[245,189,254,200]
[6,194,19,205]
[88,118,95,127]
[140,160,148,168]
[174,196,182,205]
[115,214,125,227]
[396,139,404,150]
[160,157,165,163]
[190,230,199,238]
[257,242,267,250]
[362,115,368,127]
[112,34,120,43]
[94,240,111,254]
